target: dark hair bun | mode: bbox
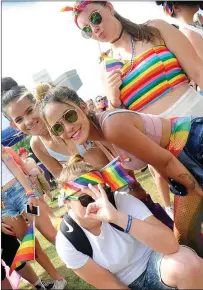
[156,1,165,6]
[1,77,18,93]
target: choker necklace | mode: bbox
[111,26,124,44]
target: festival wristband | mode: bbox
[124,215,132,233]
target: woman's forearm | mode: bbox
[4,157,33,192]
[158,155,203,196]
[114,212,179,254]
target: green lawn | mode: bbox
[19,169,173,289]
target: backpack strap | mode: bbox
[60,213,93,258]
[60,193,124,258]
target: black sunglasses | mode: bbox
[66,194,95,207]
[51,109,78,136]
[82,10,103,39]
[97,97,104,102]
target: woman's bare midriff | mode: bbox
[140,83,189,115]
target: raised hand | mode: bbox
[83,184,118,223]
[105,70,122,108]
[2,222,16,236]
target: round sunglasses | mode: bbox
[51,109,78,136]
[82,10,103,39]
[96,97,104,103]
[66,194,95,207]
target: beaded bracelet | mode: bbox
[124,215,132,233]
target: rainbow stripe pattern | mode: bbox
[103,46,188,111]
[101,158,135,191]
[60,1,92,26]
[9,223,35,276]
[163,2,173,16]
[168,117,191,158]
[63,171,104,197]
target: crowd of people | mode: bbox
[1,1,203,290]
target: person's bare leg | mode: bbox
[24,206,57,245]
[2,216,64,281]
[17,264,41,286]
[2,277,12,290]
[160,246,203,289]
[38,196,56,219]
[44,190,53,201]
[34,239,64,281]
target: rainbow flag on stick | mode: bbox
[101,157,135,191]
[9,223,35,276]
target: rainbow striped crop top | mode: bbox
[104,46,188,111]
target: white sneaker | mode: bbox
[165,206,174,221]
[52,279,67,289]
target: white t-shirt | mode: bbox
[56,192,153,286]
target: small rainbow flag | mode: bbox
[9,223,35,276]
[63,171,104,197]
[103,55,124,73]
[101,158,135,191]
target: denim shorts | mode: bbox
[128,251,175,290]
[1,181,39,217]
[178,117,203,188]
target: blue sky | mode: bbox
[2,1,168,129]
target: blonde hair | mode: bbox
[34,83,53,101]
[58,154,97,189]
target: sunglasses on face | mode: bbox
[51,109,78,136]
[66,194,95,207]
[97,98,104,103]
[81,7,104,39]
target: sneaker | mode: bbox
[51,279,68,289]
[41,280,54,290]
[165,206,174,221]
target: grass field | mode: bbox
[19,169,173,289]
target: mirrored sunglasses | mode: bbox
[81,11,103,39]
[51,109,78,136]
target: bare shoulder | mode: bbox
[148,19,169,29]
[102,111,137,139]
[30,136,46,153]
[181,26,202,40]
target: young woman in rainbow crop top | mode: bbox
[61,0,203,219]
[61,0,203,116]
[40,86,203,257]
